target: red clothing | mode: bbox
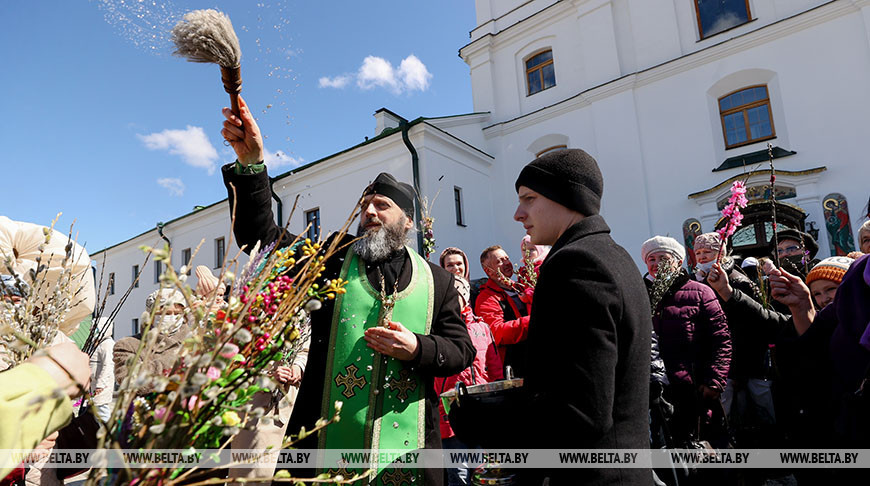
[434,306,504,438]
[474,278,530,363]
[0,466,25,486]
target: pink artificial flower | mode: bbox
[185,396,201,411]
[219,343,239,359]
[207,367,221,380]
[154,407,171,421]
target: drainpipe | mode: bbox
[270,177,283,226]
[400,120,424,254]
[156,222,171,248]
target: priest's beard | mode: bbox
[353,216,409,263]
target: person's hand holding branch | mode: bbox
[706,262,732,301]
[769,267,815,335]
[26,342,91,399]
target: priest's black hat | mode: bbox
[364,172,416,217]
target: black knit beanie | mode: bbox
[514,148,603,215]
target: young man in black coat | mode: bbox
[220,96,475,485]
[513,148,653,486]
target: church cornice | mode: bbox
[481,0,852,137]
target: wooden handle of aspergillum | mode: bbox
[220,65,243,128]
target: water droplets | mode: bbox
[93,0,179,54]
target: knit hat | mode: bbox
[641,236,686,263]
[364,172,416,217]
[806,256,854,285]
[145,289,187,313]
[772,228,819,259]
[515,148,604,216]
[694,233,723,252]
[741,257,759,269]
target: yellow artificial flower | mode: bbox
[221,410,242,426]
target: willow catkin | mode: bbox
[170,9,241,68]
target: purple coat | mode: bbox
[648,271,731,392]
[821,253,870,398]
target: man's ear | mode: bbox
[404,214,414,231]
[481,261,493,277]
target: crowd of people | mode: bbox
[2,94,869,486]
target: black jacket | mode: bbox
[222,164,475,485]
[696,260,771,381]
[523,216,653,485]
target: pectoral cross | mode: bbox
[377,267,399,328]
[378,294,396,328]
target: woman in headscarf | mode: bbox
[641,236,731,448]
[439,247,470,280]
[519,235,549,274]
[113,289,190,395]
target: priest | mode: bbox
[219,96,474,486]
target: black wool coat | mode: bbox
[522,216,653,486]
[222,164,475,485]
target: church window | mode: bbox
[718,85,775,149]
[695,0,752,39]
[526,50,556,95]
[305,208,321,241]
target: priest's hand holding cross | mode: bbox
[364,321,420,361]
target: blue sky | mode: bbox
[1,1,476,252]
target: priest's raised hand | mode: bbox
[221,94,263,167]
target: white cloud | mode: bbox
[157,177,185,196]
[358,56,401,92]
[398,55,432,92]
[318,75,352,89]
[319,54,432,94]
[264,148,303,170]
[138,126,219,175]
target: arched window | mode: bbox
[525,50,556,95]
[719,85,775,149]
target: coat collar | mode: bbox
[482,276,511,295]
[548,214,611,256]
